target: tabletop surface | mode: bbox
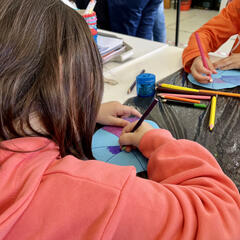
[101,30,183,103]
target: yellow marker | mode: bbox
[209,96,217,131]
[160,83,199,92]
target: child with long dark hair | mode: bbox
[0,1,239,239]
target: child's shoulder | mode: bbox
[46,154,136,190]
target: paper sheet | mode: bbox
[92,118,159,172]
[188,69,240,89]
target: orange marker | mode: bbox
[158,94,201,104]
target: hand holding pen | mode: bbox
[191,32,217,84]
[119,99,158,152]
[191,56,217,84]
[119,121,154,152]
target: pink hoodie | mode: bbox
[0,129,240,240]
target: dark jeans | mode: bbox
[153,1,166,42]
[108,0,162,40]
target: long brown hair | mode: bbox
[0,0,103,159]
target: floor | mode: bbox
[164,8,218,47]
[163,7,237,56]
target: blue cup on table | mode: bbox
[136,73,156,97]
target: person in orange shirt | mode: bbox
[0,1,240,240]
[182,0,240,83]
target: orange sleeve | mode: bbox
[110,129,240,240]
[182,0,240,72]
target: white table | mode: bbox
[101,31,183,103]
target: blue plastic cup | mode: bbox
[136,73,156,97]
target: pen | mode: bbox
[199,89,240,98]
[159,83,199,92]
[127,69,145,94]
[159,93,211,100]
[84,0,96,14]
[158,83,240,98]
[122,98,159,151]
[131,98,158,132]
[209,96,217,131]
[156,86,216,96]
[161,99,207,109]
[158,94,201,104]
[195,32,212,81]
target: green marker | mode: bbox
[193,103,207,109]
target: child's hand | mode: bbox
[213,53,240,70]
[119,121,154,151]
[97,101,142,127]
[190,56,217,83]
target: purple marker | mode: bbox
[130,98,159,133]
[121,98,158,151]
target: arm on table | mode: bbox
[111,129,240,240]
[182,0,240,72]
